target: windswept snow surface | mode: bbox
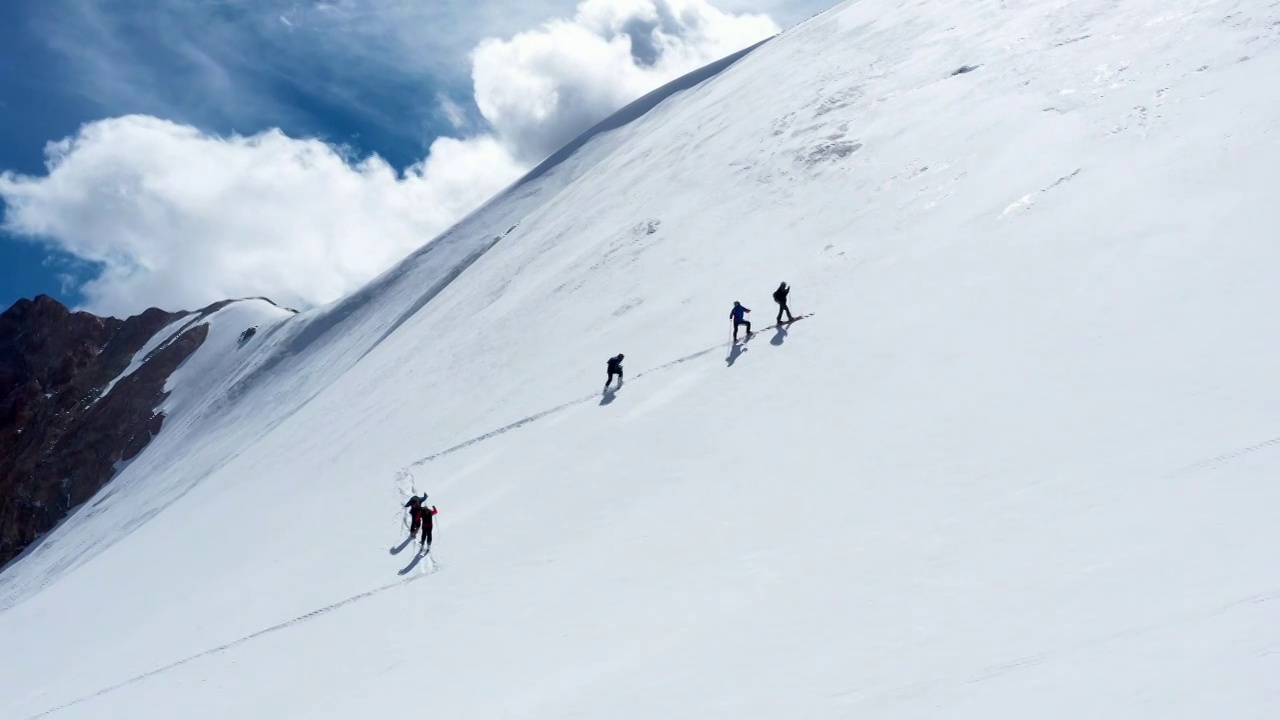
[4,0,1280,717]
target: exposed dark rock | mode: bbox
[0,295,206,567]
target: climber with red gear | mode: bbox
[404,493,438,550]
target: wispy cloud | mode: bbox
[31,0,586,156]
[31,0,831,156]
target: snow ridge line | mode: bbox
[24,572,435,720]
[403,319,809,469]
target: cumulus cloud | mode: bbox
[0,118,521,315]
[1,0,779,316]
[473,0,778,161]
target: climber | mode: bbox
[605,354,625,391]
[772,282,794,324]
[404,493,429,537]
[416,503,437,550]
[730,302,752,341]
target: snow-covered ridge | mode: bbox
[0,297,293,608]
[96,297,297,404]
[4,0,1280,717]
[94,314,195,402]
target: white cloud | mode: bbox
[437,94,471,131]
[0,118,522,315]
[1,0,779,316]
[473,0,778,161]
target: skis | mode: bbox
[764,312,813,332]
[737,312,813,342]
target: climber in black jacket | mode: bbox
[773,282,795,324]
[605,354,624,391]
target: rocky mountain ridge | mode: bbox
[0,295,236,567]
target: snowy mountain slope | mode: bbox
[0,36,772,613]
[4,0,1280,717]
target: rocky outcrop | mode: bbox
[0,295,207,567]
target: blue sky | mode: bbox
[0,0,89,307]
[0,0,827,315]
[0,0,464,310]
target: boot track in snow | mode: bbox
[398,313,814,471]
